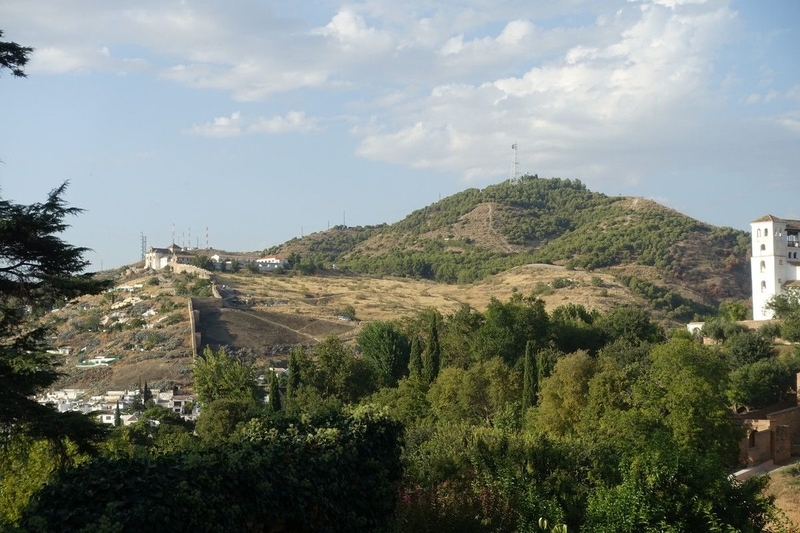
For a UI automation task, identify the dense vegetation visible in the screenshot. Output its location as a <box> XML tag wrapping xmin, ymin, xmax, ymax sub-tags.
<box><xmin>8</xmin><ymin>290</ymin><xmax>800</xmax><ymax>531</ymax></box>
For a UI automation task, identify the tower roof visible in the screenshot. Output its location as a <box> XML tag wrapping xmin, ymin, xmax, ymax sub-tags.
<box><xmin>751</xmin><ymin>215</ymin><xmax>800</xmax><ymax>229</ymax></box>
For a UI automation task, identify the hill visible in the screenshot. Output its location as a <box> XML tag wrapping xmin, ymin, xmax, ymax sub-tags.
<box><xmin>47</xmin><ymin>176</ymin><xmax>753</xmax><ymax>393</ymax></box>
<box><xmin>270</xmin><ymin>176</ymin><xmax>751</xmax><ymax>319</ymax></box>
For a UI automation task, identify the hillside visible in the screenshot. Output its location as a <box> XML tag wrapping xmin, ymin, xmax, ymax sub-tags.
<box><xmin>46</xmin><ymin>176</ymin><xmax>754</xmax><ymax>393</ymax></box>
<box><xmin>270</xmin><ymin>176</ymin><xmax>751</xmax><ymax>317</ymax></box>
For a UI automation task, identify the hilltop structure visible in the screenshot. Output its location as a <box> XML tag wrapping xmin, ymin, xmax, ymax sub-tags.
<box><xmin>751</xmin><ymin>215</ymin><xmax>800</xmax><ymax>320</ymax></box>
<box><xmin>145</xmin><ymin>243</ymin><xmax>287</xmax><ymax>272</ymax></box>
<box><xmin>144</xmin><ymin>244</ymin><xmax>194</xmax><ymax>270</ymax></box>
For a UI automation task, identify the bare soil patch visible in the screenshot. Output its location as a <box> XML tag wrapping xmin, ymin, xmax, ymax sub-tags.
<box><xmin>767</xmin><ymin>463</ymin><xmax>800</xmax><ymax>532</ymax></box>
<box><xmin>197</xmin><ymin>307</ymin><xmax>354</xmax><ymax>353</ymax></box>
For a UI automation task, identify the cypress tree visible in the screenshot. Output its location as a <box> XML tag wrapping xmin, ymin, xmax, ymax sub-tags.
<box><xmin>143</xmin><ymin>381</ymin><xmax>153</xmax><ymax>404</ymax></box>
<box><xmin>269</xmin><ymin>371</ymin><xmax>281</xmax><ymax>411</ymax></box>
<box><xmin>114</xmin><ymin>402</ymin><xmax>121</xmax><ymax>427</ymax></box>
<box><xmin>286</xmin><ymin>346</ymin><xmax>303</xmax><ymax>409</ymax></box>
<box><xmin>408</xmin><ymin>336</ymin><xmax>423</xmax><ymax>379</ymax></box>
<box><xmin>422</xmin><ymin>314</ymin><xmax>441</xmax><ymax>385</ymax></box>
<box><xmin>522</xmin><ymin>340</ymin><xmax>537</xmax><ymax>412</ymax></box>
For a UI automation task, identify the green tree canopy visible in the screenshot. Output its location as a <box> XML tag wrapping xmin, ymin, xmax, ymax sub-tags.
<box><xmin>192</xmin><ymin>346</ymin><xmax>262</xmax><ymax>404</ymax></box>
<box><xmin>356</xmin><ymin>320</ymin><xmax>410</xmax><ymax>386</ymax></box>
<box><xmin>766</xmin><ymin>287</ymin><xmax>800</xmax><ymax>342</ymax></box>
<box><xmin>597</xmin><ymin>306</ymin><xmax>663</xmax><ymax>345</ymax></box>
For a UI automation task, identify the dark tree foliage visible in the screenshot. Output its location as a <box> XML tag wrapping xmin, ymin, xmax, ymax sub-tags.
<box><xmin>727</xmin><ymin>354</ymin><xmax>800</xmax><ymax>411</ymax></box>
<box><xmin>472</xmin><ymin>295</ymin><xmax>549</xmax><ymax>366</ymax></box>
<box><xmin>268</xmin><ymin>370</ymin><xmax>281</xmax><ymax>411</ymax></box>
<box><xmin>702</xmin><ymin>316</ymin><xmax>748</xmax><ymax>342</ymax></box>
<box><xmin>0</xmin><ymin>30</ymin><xmax>33</xmax><ymax>78</ymax></box>
<box><xmin>422</xmin><ymin>312</ymin><xmax>442</xmax><ymax>384</ymax></box>
<box><xmin>550</xmin><ymin>303</ymin><xmax>604</xmax><ymax>354</ymax></box>
<box><xmin>285</xmin><ymin>345</ymin><xmax>306</xmax><ymax>411</ymax></box>
<box><xmin>21</xmin><ymin>407</ymin><xmax>404</xmax><ymax>533</ymax></box>
<box><xmin>597</xmin><ymin>306</ymin><xmax>664</xmax><ymax>346</ymax></box>
<box><xmin>724</xmin><ymin>330</ymin><xmax>776</xmax><ymax>368</ymax></box>
<box><xmin>0</xmin><ymin>183</ymin><xmax>111</xmax><ymax>454</ymax></box>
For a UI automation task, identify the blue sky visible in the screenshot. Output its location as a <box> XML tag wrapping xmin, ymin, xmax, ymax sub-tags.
<box><xmin>1</xmin><ymin>0</ymin><xmax>798</xmax><ymax>269</ymax></box>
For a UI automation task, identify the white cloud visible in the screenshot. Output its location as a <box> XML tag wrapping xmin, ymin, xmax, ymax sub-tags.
<box><xmin>356</xmin><ymin>0</ymin><xmax>748</xmax><ymax>182</ymax></box>
<box><xmin>2</xmin><ymin>0</ymin><xmax>797</xmax><ymax>193</ymax></box>
<box><xmin>188</xmin><ymin>111</ymin><xmax>322</xmax><ymax>138</ymax></box>
<box><xmin>311</xmin><ymin>6</ymin><xmax>394</xmax><ymax>59</ymax></box>
<box><xmin>248</xmin><ymin>112</ymin><xmax>322</xmax><ymax>134</ymax></box>
<box><xmin>653</xmin><ymin>0</ymin><xmax>708</xmax><ymax>8</ymax></box>
<box><xmin>188</xmin><ymin>112</ymin><xmax>243</xmax><ymax>138</ymax></box>
<box><xmin>777</xmin><ymin>111</ymin><xmax>800</xmax><ymax>133</ymax></box>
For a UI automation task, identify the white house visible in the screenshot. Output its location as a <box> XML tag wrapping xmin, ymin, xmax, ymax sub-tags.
<box><xmin>751</xmin><ymin>215</ymin><xmax>800</xmax><ymax>320</ymax></box>
<box><xmin>257</xmin><ymin>255</ymin><xmax>288</xmax><ymax>271</ymax></box>
<box><xmin>144</xmin><ymin>244</ymin><xmax>190</xmax><ymax>270</ymax></box>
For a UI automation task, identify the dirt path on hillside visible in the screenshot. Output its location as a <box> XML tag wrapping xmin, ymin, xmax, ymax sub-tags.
<box><xmin>487</xmin><ymin>203</ymin><xmax>515</xmax><ymax>253</ymax></box>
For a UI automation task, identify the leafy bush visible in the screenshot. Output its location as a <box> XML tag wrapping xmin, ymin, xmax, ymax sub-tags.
<box><xmin>20</xmin><ymin>407</ymin><xmax>403</xmax><ymax>533</ymax></box>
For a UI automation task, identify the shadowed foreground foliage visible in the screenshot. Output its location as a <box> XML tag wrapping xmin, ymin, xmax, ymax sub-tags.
<box><xmin>19</xmin><ymin>407</ymin><xmax>403</xmax><ymax>533</ymax></box>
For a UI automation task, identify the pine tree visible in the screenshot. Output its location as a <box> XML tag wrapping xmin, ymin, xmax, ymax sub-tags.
<box><xmin>0</xmin><ymin>30</ymin><xmax>33</xmax><ymax>77</ymax></box>
<box><xmin>114</xmin><ymin>403</ymin><xmax>121</xmax><ymax>427</ymax></box>
<box><xmin>0</xmin><ymin>183</ymin><xmax>111</xmax><ymax>454</ymax></box>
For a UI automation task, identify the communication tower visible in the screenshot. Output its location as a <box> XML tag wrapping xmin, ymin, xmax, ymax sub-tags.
<box><xmin>510</xmin><ymin>142</ymin><xmax>520</xmax><ymax>183</ymax></box>
<box><xmin>140</xmin><ymin>233</ymin><xmax>147</xmax><ymax>261</ymax></box>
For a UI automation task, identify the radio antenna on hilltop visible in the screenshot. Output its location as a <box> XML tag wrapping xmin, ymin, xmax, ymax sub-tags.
<box><xmin>172</xmin><ymin>223</ymin><xmax>175</xmax><ymax>246</ymax></box>
<box><xmin>140</xmin><ymin>233</ymin><xmax>147</xmax><ymax>261</ymax></box>
<box><xmin>510</xmin><ymin>142</ymin><xmax>520</xmax><ymax>183</ymax></box>
<box><xmin>206</xmin><ymin>226</ymin><xmax>209</xmax><ymax>249</ymax></box>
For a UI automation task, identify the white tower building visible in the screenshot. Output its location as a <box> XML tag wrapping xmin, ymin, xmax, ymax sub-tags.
<box><xmin>751</xmin><ymin>215</ymin><xmax>800</xmax><ymax>320</ymax></box>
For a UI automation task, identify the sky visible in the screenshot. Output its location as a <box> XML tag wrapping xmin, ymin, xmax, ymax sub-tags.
<box><xmin>1</xmin><ymin>0</ymin><xmax>798</xmax><ymax>270</ymax></box>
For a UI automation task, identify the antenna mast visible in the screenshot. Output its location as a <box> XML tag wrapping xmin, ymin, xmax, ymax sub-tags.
<box><xmin>510</xmin><ymin>142</ymin><xmax>519</xmax><ymax>183</ymax></box>
<box><xmin>140</xmin><ymin>233</ymin><xmax>147</xmax><ymax>262</ymax></box>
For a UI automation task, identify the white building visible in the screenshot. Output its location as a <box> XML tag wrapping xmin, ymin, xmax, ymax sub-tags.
<box><xmin>144</xmin><ymin>244</ymin><xmax>191</xmax><ymax>270</ymax></box>
<box><xmin>256</xmin><ymin>255</ymin><xmax>288</xmax><ymax>271</ymax></box>
<box><xmin>751</xmin><ymin>215</ymin><xmax>800</xmax><ymax>320</ymax></box>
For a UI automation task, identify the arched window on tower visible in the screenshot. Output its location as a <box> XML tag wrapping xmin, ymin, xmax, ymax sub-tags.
<box><xmin>761</xmin><ymin>281</ymin><xmax>767</xmax><ymax>292</ymax></box>
<box><xmin>761</xmin><ymin>244</ymin><xmax>766</xmax><ymax>252</ymax></box>
<box><xmin>757</xmin><ymin>229</ymin><xmax>762</xmax><ymax>237</ymax></box>
<box><xmin>760</xmin><ymin>261</ymin><xmax>766</xmax><ymax>273</ymax></box>
<box><xmin>765</xmin><ymin>228</ymin><xmax>769</xmax><ymax>237</ymax></box>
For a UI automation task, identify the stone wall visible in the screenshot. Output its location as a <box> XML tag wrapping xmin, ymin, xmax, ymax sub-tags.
<box><xmin>171</xmin><ymin>263</ymin><xmax>211</xmax><ymax>277</ymax></box>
